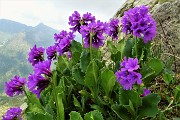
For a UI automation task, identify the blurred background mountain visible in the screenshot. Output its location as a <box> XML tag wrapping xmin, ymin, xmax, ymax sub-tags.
<box><xmin>0</xmin><ymin>19</ymin><xmax>58</xmax><ymax>93</ymax></box>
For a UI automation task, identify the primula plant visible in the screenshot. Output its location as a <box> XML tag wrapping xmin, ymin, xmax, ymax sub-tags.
<box><xmin>4</xmin><ymin>5</ymin><xmax>178</xmax><ymax>120</ymax></box>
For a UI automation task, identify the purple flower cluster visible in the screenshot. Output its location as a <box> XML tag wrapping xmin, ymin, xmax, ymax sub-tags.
<box><xmin>27</xmin><ymin>60</ymin><xmax>52</xmax><ymax>98</ymax></box>
<box><xmin>2</xmin><ymin>107</ymin><xmax>22</xmax><ymax>120</ymax></box>
<box><xmin>121</xmin><ymin>5</ymin><xmax>156</xmax><ymax>43</ymax></box>
<box><xmin>80</xmin><ymin>20</ymin><xmax>108</xmax><ymax>48</ymax></box>
<box><xmin>5</xmin><ymin>76</ymin><xmax>26</xmax><ymax>97</ymax></box>
<box><xmin>68</xmin><ymin>11</ymin><xmax>95</xmax><ymax>32</ymax></box>
<box><xmin>115</xmin><ymin>57</ymin><xmax>142</xmax><ymax>90</ymax></box>
<box><xmin>108</xmin><ymin>18</ymin><xmax>119</xmax><ymax>40</ymax></box>
<box><xmin>28</xmin><ymin>45</ymin><xmax>45</xmax><ymax>66</ymax></box>
<box><xmin>54</xmin><ymin>30</ymin><xmax>75</xmax><ymax>56</ymax></box>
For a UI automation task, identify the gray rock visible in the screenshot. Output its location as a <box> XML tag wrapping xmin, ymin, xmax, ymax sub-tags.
<box><xmin>152</xmin><ymin>0</ymin><xmax>180</xmax><ymax>72</ymax></box>
<box><xmin>111</xmin><ymin>0</ymin><xmax>180</xmax><ymax>72</ymax></box>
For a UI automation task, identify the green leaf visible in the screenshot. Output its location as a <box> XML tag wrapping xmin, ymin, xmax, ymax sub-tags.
<box><xmin>111</xmin><ymin>104</ymin><xmax>131</xmax><ymax>120</ymax></box>
<box><xmin>141</xmin><ymin>58</ymin><xmax>164</xmax><ymax>85</ymax></box>
<box><xmin>27</xmin><ymin>93</ymin><xmax>43</xmax><ymax>110</ymax></box>
<box><xmin>123</xmin><ymin>100</ymin><xmax>135</xmax><ymax>116</ymax></box>
<box><xmin>141</xmin><ymin>67</ymin><xmax>155</xmax><ymax>80</ymax></box>
<box><xmin>80</xmin><ymin>49</ymin><xmax>90</xmax><ymax>73</ymax></box>
<box><xmin>116</xmin><ymin>39</ymin><xmax>125</xmax><ymax>54</ymax></box>
<box><xmin>162</xmin><ymin>73</ymin><xmax>173</xmax><ymax>85</ymax></box>
<box><xmin>57</xmin><ymin>55</ymin><xmax>69</xmax><ymax>73</ymax></box>
<box><xmin>122</xmin><ymin>38</ymin><xmax>134</xmax><ymax>58</ymax></box>
<box><xmin>111</xmin><ymin>51</ymin><xmax>121</xmax><ymax>62</ymax></box>
<box><xmin>85</xmin><ymin>61</ymin><xmax>99</xmax><ymax>89</ymax></box>
<box><xmin>138</xmin><ymin>93</ymin><xmax>161</xmax><ymax>118</ymax></box>
<box><xmin>70</xmin><ymin>40</ymin><xmax>82</xmax><ymax>53</ymax></box>
<box><xmin>95</xmin><ymin>59</ymin><xmax>105</xmax><ymax>70</ymax></box>
<box><xmin>91</xmin><ymin>104</ymin><xmax>105</xmax><ymax>114</ymax></box>
<box><xmin>107</xmin><ymin>40</ymin><xmax>117</xmax><ymax>54</ymax></box>
<box><xmin>70</xmin><ymin>41</ymin><xmax>82</xmax><ymax>65</ymax></box>
<box><xmin>41</xmin><ymin>90</ymin><xmax>52</xmax><ymax>106</ymax></box>
<box><xmin>72</xmin><ymin>63</ymin><xmax>85</xmax><ymax>85</ymax></box>
<box><xmin>70</xmin><ymin>111</ymin><xmax>83</xmax><ymax>120</ymax></box>
<box><xmin>26</xmin><ymin>112</ymin><xmax>53</xmax><ymax>120</ymax></box>
<box><xmin>45</xmin><ymin>104</ymin><xmax>56</xmax><ymax>120</ymax></box>
<box><xmin>25</xmin><ymin>103</ymin><xmax>44</xmax><ymax>113</ymax></box>
<box><xmin>73</xmin><ymin>95</ymin><xmax>81</xmax><ymax>109</ymax></box>
<box><xmin>147</xmin><ymin>58</ymin><xmax>164</xmax><ymax>76</ymax></box>
<box><xmin>133</xmin><ymin>38</ymin><xmax>147</xmax><ymax>60</ymax></box>
<box><xmin>119</xmin><ymin>90</ymin><xmax>141</xmax><ymax>108</ymax></box>
<box><xmin>174</xmin><ymin>85</ymin><xmax>180</xmax><ymax>102</ymax></box>
<box><xmin>142</xmin><ymin>41</ymin><xmax>151</xmax><ymax>61</ymax></box>
<box><xmin>158</xmin><ymin>111</ymin><xmax>168</xmax><ymax>120</ymax></box>
<box><xmin>71</xmin><ymin>52</ymin><xmax>81</xmax><ymax>65</ymax></box>
<box><xmin>92</xmin><ymin>48</ymin><xmax>101</xmax><ymax>59</ymax></box>
<box><xmin>57</xmin><ymin>92</ymin><xmax>65</xmax><ymax>120</ymax></box>
<box><xmin>79</xmin><ymin>90</ymin><xmax>91</xmax><ymax>98</ymax></box>
<box><xmin>100</xmin><ymin>69</ymin><xmax>116</xmax><ymax>97</ymax></box>
<box><xmin>84</xmin><ymin>110</ymin><xmax>103</xmax><ymax>120</ymax></box>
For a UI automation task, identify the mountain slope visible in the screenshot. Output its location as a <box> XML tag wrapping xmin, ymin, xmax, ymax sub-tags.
<box><xmin>0</xmin><ymin>19</ymin><xmax>59</xmax><ymax>93</ymax></box>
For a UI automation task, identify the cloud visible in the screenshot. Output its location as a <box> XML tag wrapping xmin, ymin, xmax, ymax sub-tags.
<box><xmin>0</xmin><ymin>0</ymin><xmax>126</xmax><ymax>30</ymax></box>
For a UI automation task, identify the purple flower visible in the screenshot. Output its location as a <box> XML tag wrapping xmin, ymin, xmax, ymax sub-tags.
<box><xmin>80</xmin><ymin>20</ymin><xmax>108</xmax><ymax>48</ymax></box>
<box><xmin>46</xmin><ymin>45</ymin><xmax>57</xmax><ymax>60</ymax></box>
<box><xmin>121</xmin><ymin>5</ymin><xmax>156</xmax><ymax>43</ymax></box>
<box><xmin>120</xmin><ymin>57</ymin><xmax>139</xmax><ymax>72</ymax></box>
<box><xmin>116</xmin><ymin>71</ymin><xmax>135</xmax><ymax>90</ymax></box>
<box><xmin>127</xmin><ymin>71</ymin><xmax>142</xmax><ymax>84</ymax></box>
<box><xmin>2</xmin><ymin>107</ymin><xmax>22</xmax><ymax>120</ymax></box>
<box><xmin>5</xmin><ymin>76</ymin><xmax>26</xmax><ymax>97</ymax></box>
<box><xmin>142</xmin><ymin>88</ymin><xmax>151</xmax><ymax>96</ymax></box>
<box><xmin>121</xmin><ymin>17</ymin><xmax>132</xmax><ymax>34</ymax></box>
<box><xmin>54</xmin><ymin>30</ymin><xmax>75</xmax><ymax>55</ymax></box>
<box><xmin>28</xmin><ymin>45</ymin><xmax>44</xmax><ymax>66</ymax></box>
<box><xmin>125</xmin><ymin>58</ymin><xmax>139</xmax><ymax>72</ymax></box>
<box><xmin>115</xmin><ymin>71</ymin><xmax>128</xmax><ymax>82</ymax></box>
<box><xmin>54</xmin><ymin>31</ymin><xmax>66</xmax><ymax>43</ymax></box>
<box><xmin>119</xmin><ymin>78</ymin><xmax>135</xmax><ymax>90</ymax></box>
<box><xmin>115</xmin><ymin>57</ymin><xmax>142</xmax><ymax>90</ymax></box>
<box><xmin>108</xmin><ymin>18</ymin><xmax>119</xmax><ymax>40</ymax></box>
<box><xmin>57</xmin><ymin>37</ymin><xmax>71</xmax><ymax>54</ymax></box>
<box><xmin>143</xmin><ymin>27</ymin><xmax>156</xmax><ymax>43</ymax></box>
<box><xmin>34</xmin><ymin>60</ymin><xmax>52</xmax><ymax>77</ymax></box>
<box><xmin>68</xmin><ymin>11</ymin><xmax>95</xmax><ymax>32</ymax></box>
<box><xmin>28</xmin><ymin>74</ymin><xmax>50</xmax><ymax>98</ymax></box>
<box><xmin>133</xmin><ymin>28</ymin><xmax>144</xmax><ymax>38</ymax></box>
<box><xmin>54</xmin><ymin>30</ymin><xmax>68</xmax><ymax>42</ymax></box>
<box><xmin>30</xmin><ymin>60</ymin><xmax>52</xmax><ymax>97</ymax></box>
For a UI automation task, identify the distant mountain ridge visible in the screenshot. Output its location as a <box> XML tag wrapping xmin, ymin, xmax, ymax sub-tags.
<box><xmin>0</xmin><ymin>19</ymin><xmax>30</xmax><ymax>33</ymax></box>
<box><xmin>0</xmin><ymin>19</ymin><xmax>57</xmax><ymax>33</ymax></box>
<box><xmin>0</xmin><ymin>19</ymin><xmax>58</xmax><ymax>47</ymax></box>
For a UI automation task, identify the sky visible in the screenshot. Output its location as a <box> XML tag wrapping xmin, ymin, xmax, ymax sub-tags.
<box><xmin>0</xmin><ymin>0</ymin><xmax>126</xmax><ymax>31</ymax></box>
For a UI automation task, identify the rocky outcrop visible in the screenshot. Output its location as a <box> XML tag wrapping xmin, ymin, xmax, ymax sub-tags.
<box><xmin>112</xmin><ymin>0</ymin><xmax>180</xmax><ymax>73</ymax></box>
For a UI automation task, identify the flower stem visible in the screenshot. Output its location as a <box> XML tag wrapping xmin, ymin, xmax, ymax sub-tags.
<box><xmin>22</xmin><ymin>87</ymin><xmax>30</xmax><ymax>102</ymax></box>
<box><xmin>51</xmin><ymin>74</ymin><xmax>61</xmax><ymax>120</ymax></box>
<box><xmin>90</xmin><ymin>33</ymin><xmax>93</xmax><ymax>61</ymax></box>
<box><xmin>82</xmin><ymin>36</ymin><xmax>84</xmax><ymax>47</ymax></box>
<box><xmin>135</xmin><ymin>37</ymin><xmax>138</xmax><ymax>58</ymax></box>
